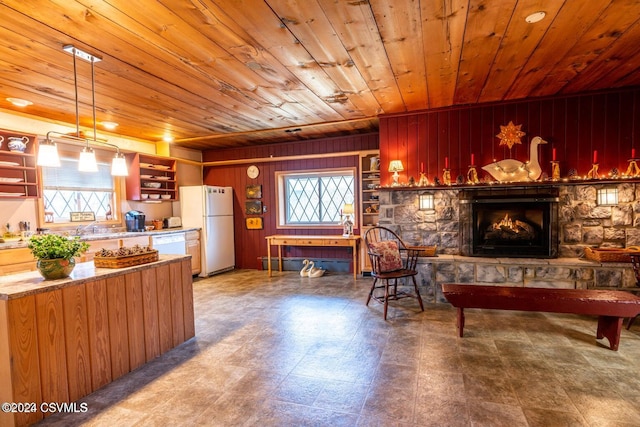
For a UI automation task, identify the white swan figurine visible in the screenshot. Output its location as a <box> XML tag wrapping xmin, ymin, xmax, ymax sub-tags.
<box><xmin>300</xmin><ymin>259</ymin><xmax>311</xmax><ymax>277</ymax></box>
<box><xmin>307</xmin><ymin>261</ymin><xmax>325</xmax><ymax>278</ymax></box>
<box><xmin>481</xmin><ymin>136</ymin><xmax>548</xmax><ymax>182</ymax></box>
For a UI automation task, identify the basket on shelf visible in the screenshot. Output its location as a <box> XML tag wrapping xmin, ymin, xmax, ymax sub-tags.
<box><xmin>94</xmin><ymin>250</ymin><xmax>159</xmax><ymax>268</ymax></box>
<box><xmin>584</xmin><ymin>246</ymin><xmax>640</xmax><ymax>263</ymax></box>
<box><xmin>407</xmin><ymin>245</ymin><xmax>437</xmax><ymax>257</ymax></box>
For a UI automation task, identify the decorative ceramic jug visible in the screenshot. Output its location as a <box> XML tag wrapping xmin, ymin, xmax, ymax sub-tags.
<box><xmin>369</xmin><ymin>156</ymin><xmax>380</xmax><ymax>171</ymax></box>
<box><xmin>7</xmin><ymin>136</ymin><xmax>28</xmax><ymax>152</ymax></box>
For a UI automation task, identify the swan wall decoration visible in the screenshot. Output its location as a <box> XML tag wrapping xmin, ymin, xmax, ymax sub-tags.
<box><xmin>481</xmin><ymin>136</ymin><xmax>548</xmax><ymax>182</ymax></box>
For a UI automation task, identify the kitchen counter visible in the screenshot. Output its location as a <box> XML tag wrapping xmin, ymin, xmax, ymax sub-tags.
<box><xmin>0</xmin><ymin>227</ymin><xmax>199</xmax><ymax>250</ymax></box>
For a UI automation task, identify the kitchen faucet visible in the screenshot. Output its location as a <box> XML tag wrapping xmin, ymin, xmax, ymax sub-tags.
<box><xmin>75</xmin><ymin>221</ymin><xmax>99</xmax><ymax>236</ymax></box>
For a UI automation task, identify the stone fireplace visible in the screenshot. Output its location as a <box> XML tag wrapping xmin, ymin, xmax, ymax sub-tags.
<box><xmin>459</xmin><ymin>189</ymin><xmax>559</xmax><ymax>258</ymax></box>
<box><xmin>374</xmin><ymin>182</ymin><xmax>640</xmax><ymax>301</ymax></box>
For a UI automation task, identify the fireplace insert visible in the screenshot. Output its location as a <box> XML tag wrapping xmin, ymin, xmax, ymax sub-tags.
<box><xmin>460</xmin><ymin>191</ymin><xmax>559</xmax><ymax>258</ymax></box>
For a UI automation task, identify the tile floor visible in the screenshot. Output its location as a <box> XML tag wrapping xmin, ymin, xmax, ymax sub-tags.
<box><xmin>37</xmin><ymin>270</ymin><xmax>640</xmax><ymax>426</ymax></box>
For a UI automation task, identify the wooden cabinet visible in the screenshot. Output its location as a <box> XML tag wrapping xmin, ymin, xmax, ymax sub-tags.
<box><xmin>125</xmin><ymin>153</ymin><xmax>177</xmax><ymax>202</ymax></box>
<box><xmin>185</xmin><ymin>230</ymin><xmax>201</xmax><ymax>275</ymax></box>
<box><xmin>0</xmin><ymin>130</ymin><xmax>39</xmax><ymax>199</ymax></box>
<box><xmin>360</xmin><ymin>151</ymin><xmax>379</xmax><ymax>273</ymax></box>
<box><xmin>0</xmin><ymin>247</ymin><xmax>36</xmax><ymax>275</ymax></box>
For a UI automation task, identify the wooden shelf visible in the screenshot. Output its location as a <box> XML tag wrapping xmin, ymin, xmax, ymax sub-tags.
<box><xmin>0</xmin><ymin>129</ymin><xmax>39</xmax><ymax>198</ymax></box>
<box><xmin>125</xmin><ymin>153</ymin><xmax>177</xmax><ymax>201</ymax></box>
<box><xmin>359</xmin><ymin>151</ymin><xmax>380</xmax><ymax>274</ymax></box>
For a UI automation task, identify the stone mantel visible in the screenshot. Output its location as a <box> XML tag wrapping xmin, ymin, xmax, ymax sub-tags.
<box><xmin>376</xmin><ymin>178</ymin><xmax>640</xmax><ymax>192</ymax></box>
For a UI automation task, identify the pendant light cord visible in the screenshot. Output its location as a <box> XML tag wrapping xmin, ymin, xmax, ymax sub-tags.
<box><xmin>72</xmin><ymin>48</ymin><xmax>80</xmax><ymax>138</ymax></box>
<box><xmin>91</xmin><ymin>59</ymin><xmax>97</xmax><ymax>142</ymax></box>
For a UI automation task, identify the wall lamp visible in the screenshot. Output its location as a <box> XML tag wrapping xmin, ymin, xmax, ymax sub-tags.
<box><xmin>37</xmin><ymin>131</ymin><xmax>129</xmax><ymax>176</ymax></box>
<box><xmin>596</xmin><ymin>188</ymin><xmax>618</xmax><ymax>206</ymax></box>
<box><xmin>419</xmin><ymin>193</ymin><xmax>435</xmax><ymax>211</ymax></box>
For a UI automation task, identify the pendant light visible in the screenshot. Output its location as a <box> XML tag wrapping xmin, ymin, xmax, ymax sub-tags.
<box><xmin>111</xmin><ymin>152</ymin><xmax>128</xmax><ymax>176</ymax></box>
<box><xmin>36</xmin><ymin>137</ymin><xmax>61</xmax><ymax>167</ymax></box>
<box><xmin>39</xmin><ymin>45</ymin><xmax>128</xmax><ymax>176</ymax></box>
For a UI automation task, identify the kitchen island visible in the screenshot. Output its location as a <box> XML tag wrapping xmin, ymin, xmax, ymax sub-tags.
<box><xmin>0</xmin><ymin>255</ymin><xmax>194</xmax><ymax>427</ymax></box>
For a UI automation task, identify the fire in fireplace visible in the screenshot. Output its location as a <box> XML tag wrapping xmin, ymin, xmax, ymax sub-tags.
<box><xmin>460</xmin><ymin>190</ymin><xmax>559</xmax><ymax>258</ymax></box>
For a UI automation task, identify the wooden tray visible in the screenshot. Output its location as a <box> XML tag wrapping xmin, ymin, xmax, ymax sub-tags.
<box><xmin>94</xmin><ymin>250</ymin><xmax>159</xmax><ymax>268</ymax></box>
<box><xmin>584</xmin><ymin>247</ymin><xmax>640</xmax><ymax>263</ymax></box>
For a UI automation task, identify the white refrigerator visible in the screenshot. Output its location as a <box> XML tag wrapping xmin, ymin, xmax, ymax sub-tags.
<box><xmin>180</xmin><ymin>185</ymin><xmax>235</xmax><ymax>276</ymax></box>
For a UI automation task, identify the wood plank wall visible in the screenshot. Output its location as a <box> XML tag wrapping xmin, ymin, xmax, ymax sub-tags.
<box><xmin>202</xmin><ymin>134</ymin><xmax>379</xmax><ymax>270</ymax></box>
<box><xmin>379</xmin><ymin>87</ymin><xmax>640</xmax><ymax>186</ymax></box>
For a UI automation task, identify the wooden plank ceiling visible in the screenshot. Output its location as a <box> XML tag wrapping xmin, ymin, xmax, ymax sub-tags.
<box><xmin>1</xmin><ymin>0</ymin><xmax>639</xmax><ymax>151</ymax></box>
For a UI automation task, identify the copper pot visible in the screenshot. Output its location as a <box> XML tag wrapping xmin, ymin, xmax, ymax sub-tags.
<box><xmin>152</xmin><ymin>219</ymin><xmax>163</xmax><ymax>230</ymax></box>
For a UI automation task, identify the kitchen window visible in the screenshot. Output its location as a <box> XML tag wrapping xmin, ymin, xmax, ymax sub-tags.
<box><xmin>276</xmin><ymin>168</ymin><xmax>355</xmax><ymax>228</ymax></box>
<box><xmin>40</xmin><ymin>145</ymin><xmax>120</xmax><ymax>224</ymax></box>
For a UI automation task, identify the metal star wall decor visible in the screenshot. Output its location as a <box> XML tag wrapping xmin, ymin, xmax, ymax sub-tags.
<box><xmin>496</xmin><ymin>121</ymin><xmax>526</xmax><ymax>150</ymax></box>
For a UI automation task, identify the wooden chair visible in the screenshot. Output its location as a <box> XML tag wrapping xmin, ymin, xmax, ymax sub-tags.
<box><xmin>627</xmin><ymin>254</ymin><xmax>640</xmax><ymax>329</ymax></box>
<box><xmin>363</xmin><ymin>226</ymin><xmax>424</xmax><ymax>320</ymax></box>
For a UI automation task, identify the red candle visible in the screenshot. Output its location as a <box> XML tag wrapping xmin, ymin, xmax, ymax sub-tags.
<box><xmin>552</xmin><ymin>148</ymin><xmax>556</xmax><ymax>161</ymax></box>
<box><xmin>633</xmin><ymin>148</ymin><xmax>636</xmax><ymax>158</ymax></box>
<box><xmin>471</xmin><ymin>154</ymin><xmax>475</xmax><ymax>165</ymax></box>
<box><xmin>421</xmin><ymin>162</ymin><xmax>424</xmax><ymax>173</ymax></box>
<box><xmin>593</xmin><ymin>150</ymin><xmax>598</xmax><ymax>163</ymax></box>
<box><xmin>445</xmin><ymin>157</ymin><xmax>449</xmax><ymax>168</ymax></box>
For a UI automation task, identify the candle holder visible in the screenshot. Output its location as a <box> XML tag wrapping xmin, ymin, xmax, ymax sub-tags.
<box><xmin>624</xmin><ymin>158</ymin><xmax>640</xmax><ymax>177</ymax></box>
<box><xmin>585</xmin><ymin>163</ymin><xmax>599</xmax><ymax>180</ymax></box>
<box><xmin>466</xmin><ymin>165</ymin><xmax>479</xmax><ymax>184</ymax></box>
<box><xmin>442</xmin><ymin>168</ymin><xmax>451</xmax><ymax>186</ymax></box>
<box><xmin>551</xmin><ymin>161</ymin><xmax>560</xmax><ymax>181</ymax></box>
<box><xmin>418</xmin><ymin>172</ymin><xmax>429</xmax><ymax>186</ymax></box>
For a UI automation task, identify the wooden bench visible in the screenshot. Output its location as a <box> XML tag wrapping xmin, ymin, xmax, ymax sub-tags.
<box><xmin>441</xmin><ymin>284</ymin><xmax>640</xmax><ymax>351</ymax></box>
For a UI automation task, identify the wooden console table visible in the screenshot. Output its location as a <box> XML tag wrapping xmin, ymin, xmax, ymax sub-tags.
<box><xmin>266</xmin><ymin>235</ymin><xmax>360</xmax><ymax>279</ymax></box>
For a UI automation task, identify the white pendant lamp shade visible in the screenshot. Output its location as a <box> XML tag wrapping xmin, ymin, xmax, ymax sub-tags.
<box><xmin>37</xmin><ymin>141</ymin><xmax>61</xmax><ymax>167</ymax></box>
<box><xmin>78</xmin><ymin>146</ymin><xmax>98</xmax><ymax>172</ymax></box>
<box><xmin>111</xmin><ymin>153</ymin><xmax>128</xmax><ymax>176</ymax></box>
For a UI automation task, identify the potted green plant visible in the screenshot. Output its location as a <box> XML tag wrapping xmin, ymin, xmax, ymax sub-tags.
<box><xmin>27</xmin><ymin>234</ymin><xmax>89</xmax><ymax>280</ymax></box>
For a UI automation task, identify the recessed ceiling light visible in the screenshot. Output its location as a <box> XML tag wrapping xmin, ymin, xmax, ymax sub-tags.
<box><xmin>6</xmin><ymin>97</ymin><xmax>33</xmax><ymax>107</ymax></box>
<box><xmin>163</xmin><ymin>135</ymin><xmax>174</xmax><ymax>143</ymax></box>
<box><xmin>525</xmin><ymin>11</ymin><xmax>546</xmax><ymax>24</ymax></box>
<box><xmin>102</xmin><ymin>121</ymin><xmax>119</xmax><ymax>130</ymax></box>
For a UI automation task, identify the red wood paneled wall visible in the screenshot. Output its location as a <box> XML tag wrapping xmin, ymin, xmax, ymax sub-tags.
<box><xmin>379</xmin><ymin>87</ymin><xmax>640</xmax><ymax>186</ymax></box>
<box><xmin>203</xmin><ymin>134</ymin><xmax>378</xmax><ymax>269</ymax></box>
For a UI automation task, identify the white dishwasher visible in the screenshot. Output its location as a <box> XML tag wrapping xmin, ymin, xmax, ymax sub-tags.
<box><xmin>151</xmin><ymin>233</ymin><xmax>186</xmax><ymax>255</ymax></box>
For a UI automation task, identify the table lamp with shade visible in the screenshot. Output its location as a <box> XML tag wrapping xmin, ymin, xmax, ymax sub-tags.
<box><xmin>342</xmin><ymin>203</ymin><xmax>354</xmax><ymax>237</ymax></box>
<box><xmin>388</xmin><ymin>160</ymin><xmax>404</xmax><ymax>186</ymax></box>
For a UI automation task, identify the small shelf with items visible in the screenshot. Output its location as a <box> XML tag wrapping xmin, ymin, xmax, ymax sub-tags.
<box><xmin>359</xmin><ymin>151</ymin><xmax>380</xmax><ymax>274</ymax></box>
<box><xmin>360</xmin><ymin>152</ymin><xmax>380</xmax><ymax>227</ymax></box>
<box><xmin>125</xmin><ymin>153</ymin><xmax>177</xmax><ymax>202</ymax></box>
<box><xmin>0</xmin><ymin>129</ymin><xmax>39</xmax><ymax>198</ymax></box>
